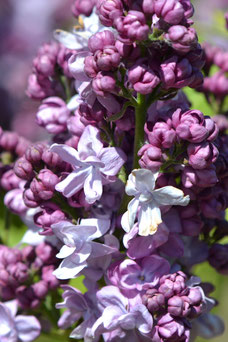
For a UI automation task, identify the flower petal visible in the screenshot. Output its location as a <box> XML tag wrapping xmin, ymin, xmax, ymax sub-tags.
<box><xmin>50</xmin><ymin>144</ymin><xmax>82</xmax><ymax>167</ymax></box>
<box><xmin>56</xmin><ymin>168</ymin><xmax>89</xmax><ymax>198</ymax></box>
<box><xmin>138</xmin><ymin>203</ymin><xmax>162</xmax><ymax>236</ymax></box>
<box><xmin>56</xmin><ymin>245</ymin><xmax>76</xmax><ymax>259</ymax></box>
<box><xmin>84</xmin><ymin>168</ymin><xmax>103</xmax><ymax>204</ymax></box>
<box><xmin>153</xmin><ymin>186</ymin><xmax>190</xmax><ymax>206</ymax></box>
<box><xmin>78</xmin><ymin>125</ymin><xmax>103</xmax><ymax>158</ymax></box>
<box><xmin>15</xmin><ymin>315</ymin><xmax>41</xmax><ymax>342</ymax></box>
<box><xmin>68</xmin><ymin>52</ymin><xmax>91</xmax><ymax>81</ymax></box>
<box><xmin>121</xmin><ymin>198</ymin><xmax>139</xmax><ymax>232</ymax></box>
<box><xmin>53</xmin><ymin>258</ymin><xmax>87</xmax><ymax>280</ymax></box>
<box><xmin>99</xmin><ymin>147</ymin><xmax>126</xmax><ymax>176</ymax></box>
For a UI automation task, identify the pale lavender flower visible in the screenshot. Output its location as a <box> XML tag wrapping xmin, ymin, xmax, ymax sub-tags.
<box><xmin>121</xmin><ymin>169</ymin><xmax>189</xmax><ymax>236</ymax></box>
<box><xmin>92</xmin><ymin>286</ymin><xmax>153</xmax><ymax>339</ymax></box>
<box><xmin>50</xmin><ymin>125</ymin><xmax>126</xmax><ymax>204</ymax></box>
<box><xmin>0</xmin><ymin>300</ymin><xmax>41</xmax><ymax>342</ymax></box>
<box><xmin>57</xmin><ymin>285</ymin><xmax>100</xmax><ymax>342</ymax></box>
<box><xmin>51</xmin><ymin>218</ymin><xmax>116</xmax><ymax>279</ymax></box>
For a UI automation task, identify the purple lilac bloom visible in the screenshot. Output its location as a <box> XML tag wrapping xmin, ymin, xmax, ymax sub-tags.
<box><xmin>51</xmin><ymin>218</ymin><xmax>116</xmax><ymax>279</ymax></box>
<box><xmin>50</xmin><ymin>125</ymin><xmax>126</xmax><ymax>204</ymax></box>
<box><xmin>0</xmin><ymin>300</ymin><xmax>41</xmax><ymax>342</ymax></box>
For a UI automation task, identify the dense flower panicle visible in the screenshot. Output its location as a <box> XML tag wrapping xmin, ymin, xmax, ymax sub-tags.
<box><xmin>1</xmin><ymin>2</ymin><xmax>228</xmax><ymax>342</ymax></box>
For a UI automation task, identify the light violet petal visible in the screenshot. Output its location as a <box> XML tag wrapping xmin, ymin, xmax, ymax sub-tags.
<box><xmin>84</xmin><ymin>169</ymin><xmax>103</xmax><ymax>204</ymax></box>
<box><xmin>56</xmin><ymin>168</ymin><xmax>89</xmax><ymax>198</ymax></box>
<box><xmin>80</xmin><ymin>218</ymin><xmax>110</xmax><ymax>240</ymax></box>
<box><xmin>90</xmin><ymin>242</ymin><xmax>116</xmax><ymax>258</ymax></box>
<box><xmin>53</xmin><ymin>259</ymin><xmax>87</xmax><ymax>280</ymax></box>
<box><xmin>99</xmin><ymin>147</ymin><xmax>126</xmax><ymax>176</ymax></box>
<box><xmin>15</xmin><ymin>315</ymin><xmax>41</xmax><ymax>342</ymax></box>
<box><xmin>153</xmin><ymin>186</ymin><xmax>190</xmax><ymax>206</ymax></box>
<box><xmin>138</xmin><ymin>203</ymin><xmax>162</xmax><ymax>236</ymax></box>
<box><xmin>68</xmin><ymin>52</ymin><xmax>91</xmax><ymax>81</ymax></box>
<box><xmin>56</xmin><ymin>245</ymin><xmax>76</xmax><ymax>259</ymax></box>
<box><xmin>121</xmin><ymin>198</ymin><xmax>139</xmax><ymax>233</ymax></box>
<box><xmin>125</xmin><ymin>173</ymin><xmax>139</xmax><ymax>197</ymax></box>
<box><xmin>4</xmin><ymin>300</ymin><xmax>18</xmax><ymax>318</ymax></box>
<box><xmin>78</xmin><ymin>125</ymin><xmax>103</xmax><ymax>158</ymax></box>
<box><xmin>67</xmin><ymin>94</ymin><xmax>83</xmax><ymax>111</ymax></box>
<box><xmin>50</xmin><ymin>144</ymin><xmax>82</xmax><ymax>167</ymax></box>
<box><xmin>97</xmin><ymin>286</ymin><xmax>128</xmax><ymax>310</ymax></box>
<box><xmin>97</xmin><ymin>94</ymin><xmax>121</xmax><ymax>113</ymax></box>
<box><xmin>133</xmin><ymin>169</ymin><xmax>156</xmax><ymax>193</ymax></box>
<box><xmin>102</xmin><ymin>306</ymin><xmax>124</xmax><ymax>330</ymax></box>
<box><xmin>131</xmin><ymin>305</ymin><xmax>153</xmax><ymax>334</ymax></box>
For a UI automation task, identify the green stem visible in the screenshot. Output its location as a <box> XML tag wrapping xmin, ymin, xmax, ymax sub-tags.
<box><xmin>133</xmin><ymin>94</ymin><xmax>147</xmax><ymax>169</ymax></box>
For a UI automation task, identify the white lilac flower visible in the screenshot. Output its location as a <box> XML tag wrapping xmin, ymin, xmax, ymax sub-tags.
<box><xmin>51</xmin><ymin>218</ymin><xmax>116</xmax><ymax>280</ymax></box>
<box><xmin>50</xmin><ymin>125</ymin><xmax>126</xmax><ymax>204</ymax></box>
<box><xmin>121</xmin><ymin>169</ymin><xmax>190</xmax><ymax>236</ymax></box>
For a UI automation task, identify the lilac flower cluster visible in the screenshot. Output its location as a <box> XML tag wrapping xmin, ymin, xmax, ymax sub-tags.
<box><xmin>0</xmin><ymin>1</ymin><xmax>227</xmax><ymax>342</ymax></box>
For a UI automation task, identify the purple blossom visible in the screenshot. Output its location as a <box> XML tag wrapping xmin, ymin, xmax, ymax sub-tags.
<box><xmin>97</xmin><ymin>0</ymin><xmax>123</xmax><ymax>27</ymax></box>
<box><xmin>50</xmin><ymin>125</ymin><xmax>126</xmax><ymax>204</ymax></box>
<box><xmin>92</xmin><ymin>286</ymin><xmax>153</xmax><ymax>339</ymax></box>
<box><xmin>51</xmin><ymin>218</ymin><xmax>116</xmax><ymax>279</ymax></box>
<box><xmin>108</xmin><ymin>255</ymin><xmax>170</xmax><ymax>297</ymax></box>
<box><xmin>165</xmin><ymin>25</ymin><xmax>198</xmax><ymax>54</ymax></box>
<box><xmin>187</xmin><ymin>142</ymin><xmax>219</xmax><ymax>170</ymax></box>
<box><xmin>36</xmin><ymin>97</ymin><xmax>71</xmax><ymax>134</ymax></box>
<box><xmin>0</xmin><ymin>300</ymin><xmax>41</xmax><ymax>342</ymax></box>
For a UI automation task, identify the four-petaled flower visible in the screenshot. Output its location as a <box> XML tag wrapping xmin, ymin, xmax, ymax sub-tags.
<box><xmin>51</xmin><ymin>218</ymin><xmax>116</xmax><ymax>279</ymax></box>
<box><xmin>50</xmin><ymin>125</ymin><xmax>126</xmax><ymax>204</ymax></box>
<box><xmin>121</xmin><ymin>169</ymin><xmax>190</xmax><ymax>236</ymax></box>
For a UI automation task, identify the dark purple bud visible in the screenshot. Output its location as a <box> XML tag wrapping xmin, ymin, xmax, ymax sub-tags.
<box><xmin>129</xmin><ymin>62</ymin><xmax>160</xmax><ymax>94</ymax></box>
<box><xmin>205</xmin><ymin>116</ymin><xmax>219</xmax><ymax>142</ymax></box>
<box><xmin>182</xmin><ymin>166</ymin><xmax>218</xmax><ymax>188</ymax></box>
<box><xmin>67</xmin><ymin>111</ymin><xmax>86</xmax><ymax>137</ymax></box>
<box><xmin>154</xmin><ymin>0</ymin><xmax>193</xmax><ymax>25</ymax></box>
<box><xmin>160</xmin><ymin>56</ymin><xmax>203</xmax><ymax>90</ymax></box>
<box><xmin>172</xmin><ymin>108</ymin><xmax>208</xmax><ymax>143</ymax></box>
<box><xmin>35</xmin><ymin>243</ymin><xmax>57</xmax><ymax>265</ymax></box>
<box><xmin>0</xmin><ymin>132</ymin><xmax>19</xmax><ymax>152</ymax></box>
<box><xmin>1</xmin><ymin>170</ymin><xmax>21</xmax><ymax>191</ymax></box>
<box><xmin>0</xmin><ymin>247</ymin><xmax>21</xmax><ymax>265</ymax></box>
<box><xmin>25</xmin><ymin>143</ymin><xmax>46</xmax><ymax>165</ymax></box>
<box><xmin>204</xmin><ymin>71</ymin><xmax>228</xmax><ymax>99</ymax></box>
<box><xmin>92</xmin><ymin>72</ymin><xmax>117</xmax><ymax>96</ymax></box>
<box><xmin>84</xmin><ymin>56</ymin><xmax>99</xmax><ymax>78</ymax></box>
<box><xmin>165</xmin><ymin>25</ymin><xmax>198</xmax><ymax>54</ymax></box>
<box><xmin>115</xmin><ymin>10</ymin><xmax>149</xmax><ymax>43</ymax></box>
<box><xmin>179</xmin><ymin>204</ymin><xmax>203</xmax><ymax>236</ymax></box>
<box><xmin>167</xmin><ymin>296</ymin><xmax>186</xmax><ymax>316</ymax></box>
<box><xmin>146</xmin><ymin>121</ymin><xmax>176</xmax><ymax>148</ymax></box>
<box><xmin>16</xmin><ymin>285</ymin><xmax>40</xmax><ymax>309</ymax></box>
<box><xmin>37</xmin><ymin>97</ymin><xmax>70</xmax><ymax>134</ymax></box>
<box><xmin>14</xmin><ymin>157</ymin><xmax>34</xmax><ymax>180</ymax></box>
<box><xmin>42</xmin><ymin>148</ymin><xmax>67</xmax><ymax>169</ymax></box>
<box><xmin>97</xmin><ymin>0</ymin><xmax>123</xmax><ymax>26</ymax></box>
<box><xmin>72</xmin><ymin>0</ymin><xmax>96</xmax><ymax>17</ymax></box>
<box><xmin>138</xmin><ymin>144</ymin><xmax>163</xmax><ymax>172</ymax></box>
<box><xmin>187</xmin><ymin>142</ymin><xmax>219</xmax><ymax>170</ymax></box>
<box><xmin>23</xmin><ymin>188</ymin><xmax>40</xmax><ymax>208</ymax></box>
<box><xmin>199</xmin><ymin>186</ymin><xmax>227</xmax><ymax>219</ymax></box>
<box><xmin>7</xmin><ymin>262</ymin><xmax>28</xmax><ymax>283</ymax></box>
<box><xmin>88</xmin><ymin>31</ymin><xmax>115</xmax><ymax>53</ymax></box>
<box><xmin>79</xmin><ymin>101</ymin><xmax>106</xmax><ymax>123</ymax></box>
<box><xmin>32</xmin><ymin>281</ymin><xmax>48</xmax><ymax>299</ymax></box>
<box><xmin>67</xmin><ymin>189</ymin><xmax>89</xmax><ymax>208</ymax></box>
<box><xmin>95</xmin><ymin>46</ymin><xmax>121</xmax><ymax>72</ymax></box>
<box><xmin>143</xmin><ymin>288</ymin><xmax>165</xmax><ymax>313</ymax></box>
<box><xmin>33</xmin><ymin>54</ymin><xmax>56</xmax><ymax>78</ymax></box>
<box><xmin>30</xmin><ymin>169</ymin><xmax>59</xmax><ymax>201</ymax></box>
<box><xmin>34</xmin><ymin>203</ymin><xmax>66</xmax><ymax>235</ymax></box>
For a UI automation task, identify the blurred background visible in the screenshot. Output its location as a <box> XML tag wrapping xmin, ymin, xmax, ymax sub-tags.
<box><xmin>0</xmin><ymin>1</ymin><xmax>228</xmax><ymax>341</ymax></box>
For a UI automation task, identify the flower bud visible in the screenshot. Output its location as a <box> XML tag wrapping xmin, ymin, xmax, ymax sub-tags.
<box><xmin>1</xmin><ymin>170</ymin><xmax>21</xmax><ymax>191</ymax></box>
<box><xmin>182</xmin><ymin>166</ymin><xmax>218</xmax><ymax>188</ymax></box>
<box><xmin>129</xmin><ymin>62</ymin><xmax>160</xmax><ymax>94</ymax></box>
<box><xmin>188</xmin><ymin>142</ymin><xmax>219</xmax><ymax>170</ymax></box>
<box><xmin>138</xmin><ymin>144</ymin><xmax>163</xmax><ymax>172</ymax></box>
<box><xmin>25</xmin><ymin>143</ymin><xmax>46</xmax><ymax>165</ymax></box>
<box><xmin>88</xmin><ymin>31</ymin><xmax>116</xmax><ymax>53</ymax></box>
<box><xmin>165</xmin><ymin>25</ymin><xmax>198</xmax><ymax>54</ymax></box>
<box><xmin>92</xmin><ymin>72</ymin><xmax>117</xmax><ymax>96</ymax></box>
<box><xmin>72</xmin><ymin>0</ymin><xmax>96</xmax><ymax>17</ymax></box>
<box><xmin>14</xmin><ymin>157</ymin><xmax>34</xmax><ymax>180</ymax></box>
<box><xmin>30</xmin><ymin>169</ymin><xmax>59</xmax><ymax>201</ymax></box>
